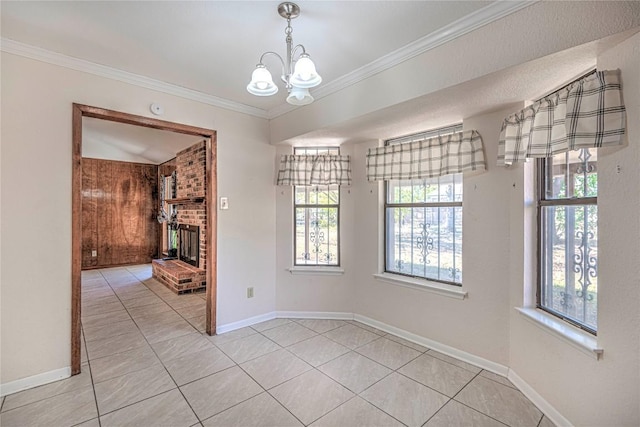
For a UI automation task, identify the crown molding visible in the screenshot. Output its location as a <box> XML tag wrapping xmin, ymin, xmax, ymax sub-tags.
<box><xmin>267</xmin><ymin>0</ymin><xmax>537</xmax><ymax>119</ymax></box>
<box><xmin>0</xmin><ymin>38</ymin><xmax>270</xmax><ymax>119</ymax></box>
<box><xmin>1</xmin><ymin>1</ymin><xmax>535</xmax><ymax>121</ymax></box>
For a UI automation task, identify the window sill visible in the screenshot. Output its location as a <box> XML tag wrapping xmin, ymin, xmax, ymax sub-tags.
<box><xmin>288</xmin><ymin>267</ymin><xmax>345</xmax><ymax>276</ymax></box>
<box><xmin>515</xmin><ymin>307</ymin><xmax>603</xmax><ymax>360</ymax></box>
<box><xmin>372</xmin><ymin>273</ymin><xmax>467</xmax><ymax>300</ymax></box>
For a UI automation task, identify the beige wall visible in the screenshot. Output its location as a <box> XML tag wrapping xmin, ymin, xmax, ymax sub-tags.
<box><xmin>508</xmin><ymin>32</ymin><xmax>640</xmax><ymax>426</ymax></box>
<box><xmin>0</xmin><ymin>53</ymin><xmax>276</xmax><ymax>384</ymax></box>
<box><xmin>275</xmin><ymin>144</ymin><xmax>356</xmax><ymax>314</ymax></box>
<box><xmin>348</xmin><ymin>106</ymin><xmax>520</xmax><ymax>367</ymax></box>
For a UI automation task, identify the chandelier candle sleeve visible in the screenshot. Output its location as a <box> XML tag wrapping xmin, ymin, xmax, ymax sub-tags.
<box><xmin>246</xmin><ymin>2</ymin><xmax>322</xmax><ymax>106</ymax></box>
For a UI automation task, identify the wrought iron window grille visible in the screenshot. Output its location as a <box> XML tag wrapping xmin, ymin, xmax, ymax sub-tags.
<box><xmin>537</xmin><ymin>148</ymin><xmax>598</xmax><ymax>335</ymax></box>
<box><xmin>293</xmin><ymin>147</ymin><xmax>340</xmax><ymax>267</ymax></box>
<box><xmin>384</xmin><ymin>124</ymin><xmax>463</xmax><ymax>286</ymax></box>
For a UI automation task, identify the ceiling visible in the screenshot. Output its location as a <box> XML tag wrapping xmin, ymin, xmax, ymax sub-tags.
<box><xmin>285</xmin><ymin>30</ymin><xmax>638</xmax><ymax>146</ymax></box>
<box><xmin>82</xmin><ymin>117</ymin><xmax>202</xmax><ymax>164</ymax></box>
<box><xmin>1</xmin><ymin>1</ymin><xmax>493</xmax><ymax>114</ymax></box>
<box><xmin>2</xmin><ymin>1</ymin><xmax>636</xmax><ymax>151</ymax></box>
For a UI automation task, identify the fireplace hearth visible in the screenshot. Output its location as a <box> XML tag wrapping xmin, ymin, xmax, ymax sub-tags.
<box><xmin>178</xmin><ymin>224</ymin><xmax>200</xmax><ymax>268</ymax></box>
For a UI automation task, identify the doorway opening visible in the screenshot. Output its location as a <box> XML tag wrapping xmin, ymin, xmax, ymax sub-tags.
<box><xmin>71</xmin><ymin>103</ymin><xmax>217</xmax><ymax>375</ymax></box>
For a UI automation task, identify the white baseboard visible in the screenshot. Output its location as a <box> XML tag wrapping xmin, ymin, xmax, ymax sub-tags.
<box><xmin>216</xmin><ymin>311</ymin><xmax>276</xmax><ymax>334</ymax></box>
<box><xmin>353</xmin><ymin>314</ymin><xmax>509</xmax><ymax>377</ymax></box>
<box><xmin>508</xmin><ymin>369</ymin><xmax>573</xmax><ymax>427</ymax></box>
<box><xmin>1</xmin><ymin>366</ymin><xmax>71</xmax><ymax>397</ymax></box>
<box><xmin>276</xmin><ymin>311</ymin><xmax>354</xmax><ymax>320</ymax></box>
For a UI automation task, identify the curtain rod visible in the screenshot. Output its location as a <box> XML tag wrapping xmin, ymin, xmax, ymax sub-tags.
<box><xmin>386</xmin><ymin>123</ymin><xmax>463</xmax><ymax>145</ymax></box>
<box><xmin>534</xmin><ymin>68</ymin><xmax>597</xmax><ymax>103</ymax></box>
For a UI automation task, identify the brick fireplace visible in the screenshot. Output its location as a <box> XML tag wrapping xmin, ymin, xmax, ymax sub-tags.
<box><xmin>152</xmin><ymin>140</ymin><xmax>207</xmax><ymax>293</ymax></box>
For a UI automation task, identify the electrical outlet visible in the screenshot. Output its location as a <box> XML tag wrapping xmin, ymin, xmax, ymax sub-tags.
<box><xmin>247</xmin><ymin>287</ymin><xmax>254</xmax><ymax>298</ymax></box>
<box><xmin>91</xmin><ymin>250</ymin><xmax>97</xmax><ymax>257</ymax></box>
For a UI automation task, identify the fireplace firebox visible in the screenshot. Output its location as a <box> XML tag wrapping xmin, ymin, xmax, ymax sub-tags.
<box><xmin>178</xmin><ymin>224</ymin><xmax>200</xmax><ymax>267</ymax></box>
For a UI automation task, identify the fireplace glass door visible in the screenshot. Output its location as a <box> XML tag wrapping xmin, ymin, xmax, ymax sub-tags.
<box><xmin>178</xmin><ymin>224</ymin><xmax>200</xmax><ymax>267</ymax></box>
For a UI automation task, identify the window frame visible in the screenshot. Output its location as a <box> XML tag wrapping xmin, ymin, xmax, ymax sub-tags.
<box><xmin>536</xmin><ymin>151</ymin><xmax>598</xmax><ymax>335</ymax></box>
<box><xmin>293</xmin><ymin>147</ymin><xmax>341</xmax><ymax>267</ymax></box>
<box><xmin>383</xmin><ymin>124</ymin><xmax>463</xmax><ymax>287</ymax></box>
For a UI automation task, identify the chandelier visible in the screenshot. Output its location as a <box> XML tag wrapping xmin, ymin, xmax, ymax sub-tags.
<box><xmin>246</xmin><ymin>2</ymin><xmax>322</xmax><ymax>106</ymax></box>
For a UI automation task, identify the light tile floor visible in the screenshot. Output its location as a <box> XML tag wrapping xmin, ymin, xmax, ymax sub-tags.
<box><xmin>0</xmin><ymin>264</ymin><xmax>556</xmax><ymax>427</ymax></box>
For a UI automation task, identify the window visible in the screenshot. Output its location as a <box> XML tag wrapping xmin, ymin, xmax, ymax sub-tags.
<box><xmin>294</xmin><ymin>147</ymin><xmax>340</xmax><ymax>266</ymax></box>
<box><xmin>384</xmin><ymin>125</ymin><xmax>463</xmax><ymax>285</ymax></box>
<box><xmin>385</xmin><ymin>175</ymin><xmax>463</xmax><ymax>284</ymax></box>
<box><xmin>538</xmin><ymin>148</ymin><xmax>598</xmax><ymax>333</ymax></box>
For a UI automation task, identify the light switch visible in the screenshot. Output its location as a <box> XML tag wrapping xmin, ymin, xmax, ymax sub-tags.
<box><xmin>220</xmin><ymin>197</ymin><xmax>229</xmax><ymax>210</ymax></box>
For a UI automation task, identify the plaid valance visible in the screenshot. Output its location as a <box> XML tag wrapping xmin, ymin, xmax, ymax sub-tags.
<box><xmin>498</xmin><ymin>70</ymin><xmax>626</xmax><ymax>166</ymax></box>
<box><xmin>366</xmin><ymin>130</ymin><xmax>486</xmax><ymax>181</ymax></box>
<box><xmin>277</xmin><ymin>154</ymin><xmax>352</xmax><ymax>186</ymax></box>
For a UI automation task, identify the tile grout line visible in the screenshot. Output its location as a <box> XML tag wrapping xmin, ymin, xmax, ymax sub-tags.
<box><xmin>82</xmin><ymin>320</ymin><xmax>140</xmax><ymax>346</ymax></box>
<box><xmin>90</xmin><ymin>266</ymin><xmax>201</xmax><ymax>420</ymax></box>
<box><xmin>94</xmin><ymin>269</ymin><xmax>167</xmax><ymax>418</ymax></box>
<box><xmin>419</xmin><ymin>369</ymin><xmax>483</xmax><ymax>427</ymax></box>
<box><xmin>80</xmin><ymin>302</ymin><xmax>103</xmax><ymax>427</ymax></box>
<box><xmin>86</xmin><ymin>273</ymin><xmax>150</xmax><ymax>364</ymax></box>
<box><xmin>290</xmin><ymin>344</ymin><xmax>350</xmax><ymax>368</ymax></box>
<box><xmin>313</xmin><ymin>324</ymin><xmax>504</xmax><ymax>427</ymax></box>
<box><xmin>311</xmin><ymin>393</ymin><xmax>409</xmax><ymax>427</ymax></box>
<box><xmin>224</xmin><ymin>350</ymin><xmax>309</xmax><ymax>427</ymax></box>
<box><xmin>477</xmin><ymin>370</ymin><xmax>518</xmax><ymax>390</ymax></box>
<box><xmin>283</xmin><ymin>337</ymin><xmax>350</xmax><ymax>370</ymax></box>
<box><xmin>443</xmin><ymin>370</ymin><xmax>515</xmax><ymax>426</ymax></box>
<box><xmin>205</xmin><ymin>323</ymin><xmax>373</xmax><ymax>427</ymax></box>
<box><xmin>309</xmin><ymin>329</ymin><xmax>424</xmax><ymax>426</ymax></box>
<box><xmin>353</xmin><ymin>336</ymin><xmax>424</xmax><ymax>371</ymax></box>
<box><xmin>290</xmin><ymin>318</ymin><xmax>348</xmax><ymax>335</ymax></box>
<box><xmin>345</xmin><ymin>363</ymin><xmax>404</xmax><ymax>424</ymax></box>
<box><xmin>437</xmin><ymin>398</ymin><xmax>511</xmax><ymax>427</ymax></box>
<box><xmin>86</xmin><ymin>267</ymin><xmax>202</xmax><ymax>365</ymax></box>
<box><xmin>124</xmin><ymin>295</ymin><xmax>204</xmax><ymax>426</ymax></box>
<box><xmin>450</xmin><ymin>372</ymin><xmax>543</xmax><ymax>426</ymax></box>
<box><xmin>83</xmin><ymin>274</ymin><xmax>543</xmax><ymax>427</ymax></box>
<box><xmin>213</xmin><ymin>334</ymin><xmax>280</xmax><ymax>366</ymax></box>
<box><xmin>317</xmin><ymin>324</ymin><xmax>381</xmax><ymax>351</ymax></box>
<box><xmin>197</xmin><ymin>322</ymin><xmax>311</xmax><ymax>425</ymax></box>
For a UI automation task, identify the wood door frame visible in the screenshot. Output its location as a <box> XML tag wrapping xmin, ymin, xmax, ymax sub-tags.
<box><xmin>72</xmin><ymin>103</ymin><xmax>217</xmax><ymax>375</ymax></box>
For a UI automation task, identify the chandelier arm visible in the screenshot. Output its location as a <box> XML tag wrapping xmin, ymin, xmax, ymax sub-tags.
<box><xmin>259</xmin><ymin>51</ymin><xmax>286</xmax><ymax>71</ymax></box>
<box><xmin>258</xmin><ymin>51</ymin><xmax>288</xmax><ymax>85</ymax></box>
<box><xmin>291</xmin><ymin>44</ymin><xmax>307</xmax><ymax>61</ymax></box>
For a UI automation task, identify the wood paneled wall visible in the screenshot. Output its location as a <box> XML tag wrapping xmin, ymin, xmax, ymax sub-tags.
<box><xmin>82</xmin><ymin>158</ymin><xmax>159</xmax><ymax>269</ymax></box>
